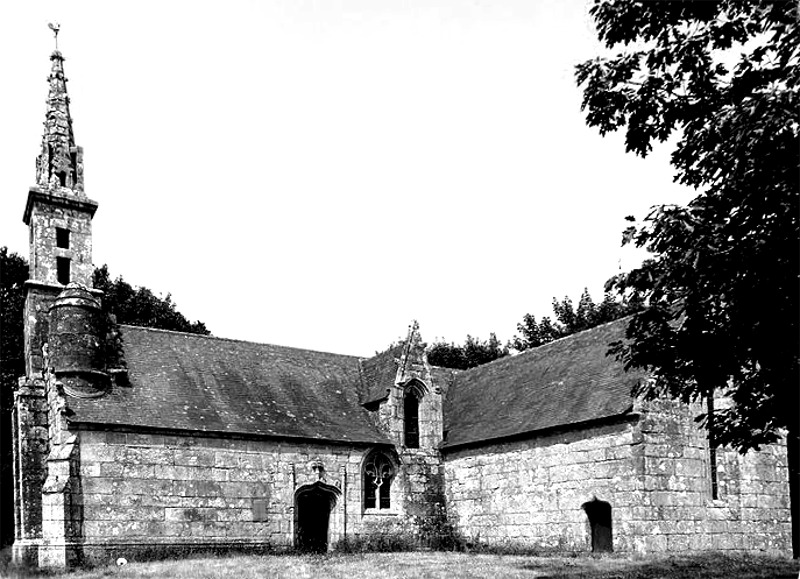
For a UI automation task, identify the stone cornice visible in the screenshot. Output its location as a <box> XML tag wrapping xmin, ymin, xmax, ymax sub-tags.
<box><xmin>24</xmin><ymin>280</ymin><xmax>103</xmax><ymax>298</ymax></box>
<box><xmin>23</xmin><ymin>187</ymin><xmax>98</xmax><ymax>225</ymax></box>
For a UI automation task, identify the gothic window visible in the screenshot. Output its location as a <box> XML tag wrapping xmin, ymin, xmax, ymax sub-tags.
<box><xmin>363</xmin><ymin>451</ymin><xmax>394</xmax><ymax>510</ymax></box>
<box><xmin>56</xmin><ymin>227</ymin><xmax>69</xmax><ymax>249</ymax></box>
<box><xmin>404</xmin><ymin>391</ymin><xmax>420</xmax><ymax>448</ymax></box>
<box><xmin>56</xmin><ymin>257</ymin><xmax>70</xmax><ymax>285</ymax></box>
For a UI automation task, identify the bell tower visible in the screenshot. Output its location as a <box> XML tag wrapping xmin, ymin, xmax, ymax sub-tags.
<box><xmin>22</xmin><ymin>32</ymin><xmax>98</xmax><ymax>376</ymax></box>
<box><xmin>12</xmin><ymin>27</ymin><xmax>100</xmax><ymax>567</ymax></box>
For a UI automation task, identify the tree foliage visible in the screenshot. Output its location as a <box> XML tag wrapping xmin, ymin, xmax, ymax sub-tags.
<box><xmin>92</xmin><ymin>265</ymin><xmax>209</xmax><ymax>335</ymax></box>
<box><xmin>511</xmin><ymin>289</ymin><xmax>642</xmax><ymax>351</ymax></box>
<box><xmin>0</xmin><ymin>248</ymin><xmax>28</xmax><ymax>411</ymax></box>
<box><xmin>0</xmin><ymin>248</ymin><xmax>29</xmax><ymax>546</ymax></box>
<box><xmin>429</xmin><ymin>288</ymin><xmax>640</xmax><ymax>369</ymax></box>
<box><xmin>577</xmin><ymin>0</ymin><xmax>798</xmax><ymax>555</ymax></box>
<box><xmin>427</xmin><ymin>333</ymin><xmax>509</xmax><ymax>370</ymax></box>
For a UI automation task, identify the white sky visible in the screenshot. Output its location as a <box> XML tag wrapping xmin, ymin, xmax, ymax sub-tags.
<box><xmin>0</xmin><ymin>1</ymin><xmax>695</xmax><ymax>356</ymax></box>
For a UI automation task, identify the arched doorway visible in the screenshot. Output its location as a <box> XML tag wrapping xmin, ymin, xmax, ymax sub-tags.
<box><xmin>295</xmin><ymin>482</ymin><xmax>339</xmax><ymax>553</ymax></box>
<box><xmin>582</xmin><ymin>498</ymin><xmax>612</xmax><ymax>553</ymax></box>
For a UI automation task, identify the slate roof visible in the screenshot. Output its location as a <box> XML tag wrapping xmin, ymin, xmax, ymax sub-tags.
<box><xmin>441</xmin><ymin>317</ymin><xmax>644</xmax><ymax>450</ymax></box>
<box><xmin>66</xmin><ymin>326</ymin><xmax>389</xmax><ymax>445</ymax></box>
<box><xmin>359</xmin><ymin>345</ymin><xmax>403</xmax><ymax>405</ymax></box>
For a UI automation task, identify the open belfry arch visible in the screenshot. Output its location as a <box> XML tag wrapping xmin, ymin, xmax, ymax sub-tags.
<box><xmin>6</xmin><ymin>27</ymin><xmax>791</xmax><ymax>570</ymax></box>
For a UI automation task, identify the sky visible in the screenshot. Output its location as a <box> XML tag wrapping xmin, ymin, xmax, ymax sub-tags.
<box><xmin>0</xmin><ymin>1</ymin><xmax>695</xmax><ymax>356</ymax></box>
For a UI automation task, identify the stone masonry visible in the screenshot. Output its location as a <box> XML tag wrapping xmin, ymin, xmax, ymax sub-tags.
<box><xmin>371</xmin><ymin>323</ymin><xmax>447</xmax><ymax>523</ymax></box>
<box><xmin>444</xmin><ymin>418</ymin><xmax>641</xmax><ymax>552</ymax></box>
<box><xmin>443</xmin><ymin>400</ymin><xmax>790</xmax><ymax>555</ymax></box>
<box><xmin>76</xmin><ymin>429</ymin><xmax>370</xmax><ymax>562</ymax></box>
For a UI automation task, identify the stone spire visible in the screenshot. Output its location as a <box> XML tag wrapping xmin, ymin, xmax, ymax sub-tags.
<box><xmin>22</xmin><ymin>27</ymin><xmax>97</xmax><ymax>293</ymax></box>
<box><xmin>35</xmin><ymin>44</ymin><xmax>84</xmax><ymax>194</ymax></box>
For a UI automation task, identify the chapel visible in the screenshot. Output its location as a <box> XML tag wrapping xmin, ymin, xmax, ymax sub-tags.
<box><xmin>9</xmin><ymin>43</ymin><xmax>791</xmax><ymax>570</ymax></box>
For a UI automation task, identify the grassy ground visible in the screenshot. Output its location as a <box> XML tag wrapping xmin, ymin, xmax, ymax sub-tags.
<box><xmin>1</xmin><ymin>552</ymin><xmax>797</xmax><ymax>579</ymax></box>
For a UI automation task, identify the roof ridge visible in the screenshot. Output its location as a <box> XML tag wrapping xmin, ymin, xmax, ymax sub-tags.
<box><xmin>456</xmin><ymin>314</ymin><xmax>632</xmax><ymax>376</ymax></box>
<box><xmin>118</xmin><ymin>324</ymin><xmax>363</xmax><ymax>359</ymax></box>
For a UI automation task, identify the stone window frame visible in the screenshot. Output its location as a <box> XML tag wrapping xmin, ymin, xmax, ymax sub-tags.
<box><xmin>402</xmin><ymin>379</ymin><xmax>428</xmax><ymax>449</ymax></box>
<box><xmin>361</xmin><ymin>448</ymin><xmax>398</xmax><ymax>513</ymax></box>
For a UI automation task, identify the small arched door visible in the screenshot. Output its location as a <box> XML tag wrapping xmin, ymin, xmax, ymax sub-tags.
<box><xmin>582</xmin><ymin>498</ymin><xmax>613</xmax><ymax>553</ymax></box>
<box><xmin>295</xmin><ymin>483</ymin><xmax>338</xmax><ymax>553</ymax></box>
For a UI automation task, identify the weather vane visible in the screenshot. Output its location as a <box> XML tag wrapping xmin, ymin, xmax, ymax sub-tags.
<box><xmin>48</xmin><ymin>22</ymin><xmax>60</xmax><ymax>50</ymax></box>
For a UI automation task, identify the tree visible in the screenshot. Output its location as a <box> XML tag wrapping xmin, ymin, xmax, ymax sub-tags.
<box><xmin>92</xmin><ymin>265</ymin><xmax>209</xmax><ymax>335</ymax></box>
<box><xmin>0</xmin><ymin>248</ymin><xmax>27</xmax><ymax>405</ymax></box>
<box><xmin>577</xmin><ymin>0</ymin><xmax>799</xmax><ymax>556</ymax></box>
<box><xmin>511</xmin><ymin>288</ymin><xmax>641</xmax><ymax>352</ymax></box>
<box><xmin>0</xmin><ymin>248</ymin><xmax>27</xmax><ymax>546</ymax></box>
<box><xmin>428</xmin><ymin>333</ymin><xmax>509</xmax><ymax>370</ymax></box>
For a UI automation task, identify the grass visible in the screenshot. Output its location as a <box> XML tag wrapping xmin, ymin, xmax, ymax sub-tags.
<box><xmin>1</xmin><ymin>552</ymin><xmax>797</xmax><ymax>579</ymax></box>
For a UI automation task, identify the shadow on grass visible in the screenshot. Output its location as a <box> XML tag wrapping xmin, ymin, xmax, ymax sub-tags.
<box><xmin>516</xmin><ymin>553</ymin><xmax>799</xmax><ymax>579</ymax></box>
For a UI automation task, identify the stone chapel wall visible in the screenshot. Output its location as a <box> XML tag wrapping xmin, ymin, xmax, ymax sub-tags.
<box><xmin>630</xmin><ymin>399</ymin><xmax>790</xmax><ymax>554</ymax></box>
<box><xmin>443</xmin><ymin>419</ymin><xmax>640</xmax><ymax>553</ymax></box>
<box><xmin>443</xmin><ymin>402</ymin><xmax>791</xmax><ymax>556</ymax></box>
<box><xmin>76</xmin><ymin>429</ymin><xmax>413</xmax><ymax>563</ymax></box>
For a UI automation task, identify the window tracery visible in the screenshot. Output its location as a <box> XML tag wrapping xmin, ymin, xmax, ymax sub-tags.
<box><xmin>363</xmin><ymin>451</ymin><xmax>394</xmax><ymax>510</ymax></box>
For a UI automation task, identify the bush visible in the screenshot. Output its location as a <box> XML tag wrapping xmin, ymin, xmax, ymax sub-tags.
<box><xmin>417</xmin><ymin>503</ymin><xmax>465</xmax><ymax>552</ymax></box>
<box><xmin>337</xmin><ymin>519</ymin><xmax>415</xmax><ymax>553</ymax></box>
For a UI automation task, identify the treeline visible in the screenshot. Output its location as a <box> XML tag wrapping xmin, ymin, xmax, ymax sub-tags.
<box><xmin>92</xmin><ymin>265</ymin><xmax>209</xmax><ymax>335</ymax></box>
<box><xmin>427</xmin><ymin>288</ymin><xmax>642</xmax><ymax>370</ymax></box>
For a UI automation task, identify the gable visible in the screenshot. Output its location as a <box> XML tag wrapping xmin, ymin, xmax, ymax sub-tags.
<box><xmin>441</xmin><ymin>317</ymin><xmax>644</xmax><ymax>449</ymax></box>
<box><xmin>65</xmin><ymin>325</ymin><xmax>389</xmax><ymax>445</ymax></box>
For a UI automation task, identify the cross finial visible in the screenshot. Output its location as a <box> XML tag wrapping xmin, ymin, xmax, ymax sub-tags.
<box><xmin>48</xmin><ymin>22</ymin><xmax>61</xmax><ymax>50</ymax></box>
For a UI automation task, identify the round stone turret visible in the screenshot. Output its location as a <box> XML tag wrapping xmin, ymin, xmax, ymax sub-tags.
<box><xmin>48</xmin><ymin>283</ymin><xmax>108</xmax><ymax>398</ymax></box>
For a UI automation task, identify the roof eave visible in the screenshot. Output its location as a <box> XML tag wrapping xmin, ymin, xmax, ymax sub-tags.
<box><xmin>440</xmin><ymin>407</ymin><xmax>638</xmax><ymax>453</ymax></box>
<box><xmin>68</xmin><ymin>419</ymin><xmax>392</xmax><ymax>447</ymax></box>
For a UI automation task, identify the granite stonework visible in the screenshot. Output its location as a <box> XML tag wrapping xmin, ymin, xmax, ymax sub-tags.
<box><xmin>443</xmin><ymin>399</ymin><xmax>790</xmax><ymax>555</ymax></box>
<box><xmin>370</xmin><ymin>324</ymin><xmax>447</xmax><ymax>522</ymax></box>
<box><xmin>444</xmin><ymin>418</ymin><xmax>640</xmax><ymax>553</ymax></box>
<box><xmin>77</xmin><ymin>430</ymin><xmax>361</xmax><ymax>561</ymax></box>
<box><xmin>25</xmin><ymin>196</ymin><xmax>96</xmax><ymax>288</ymax></box>
<box><xmin>632</xmin><ymin>399</ymin><xmax>789</xmax><ymax>554</ymax></box>
<box><xmin>36</xmin><ymin>424</ymin><xmax>445</xmax><ymax>565</ymax></box>
<box><xmin>11</xmin><ymin>379</ymin><xmax>49</xmax><ymax>566</ymax></box>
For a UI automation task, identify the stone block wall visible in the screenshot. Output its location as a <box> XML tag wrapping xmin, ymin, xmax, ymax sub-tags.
<box><xmin>443</xmin><ymin>402</ymin><xmax>791</xmax><ymax>556</ymax></box>
<box><xmin>74</xmin><ymin>429</ymin><xmax>432</xmax><ymax>564</ymax></box>
<box><xmin>11</xmin><ymin>378</ymin><xmax>49</xmax><ymax>565</ymax></box>
<box><xmin>443</xmin><ymin>419</ymin><xmax>639</xmax><ymax>553</ymax></box>
<box><xmin>23</xmin><ymin>283</ymin><xmax>61</xmax><ymax>376</ymax></box>
<box><xmin>631</xmin><ymin>399</ymin><xmax>790</xmax><ymax>554</ymax></box>
<box><xmin>78</xmin><ymin>430</ymin><xmax>350</xmax><ymax>561</ymax></box>
<box><xmin>27</xmin><ymin>202</ymin><xmax>94</xmax><ymax>288</ymax></box>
